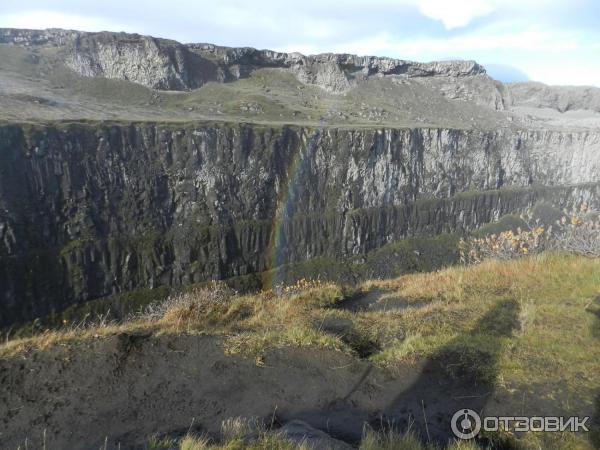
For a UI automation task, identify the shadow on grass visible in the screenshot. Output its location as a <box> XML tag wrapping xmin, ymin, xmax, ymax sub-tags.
<box><xmin>278</xmin><ymin>299</ymin><xmax>520</xmax><ymax>446</ymax></box>
<box><xmin>591</xmin><ymin>393</ymin><xmax>600</xmax><ymax>450</ymax></box>
<box><xmin>590</xmin><ymin>295</ymin><xmax>600</xmax><ymax>448</ymax></box>
<box><xmin>589</xmin><ymin>294</ymin><xmax>600</xmax><ymax>340</ymax></box>
<box><xmin>373</xmin><ymin>299</ymin><xmax>520</xmax><ymax>444</ymax></box>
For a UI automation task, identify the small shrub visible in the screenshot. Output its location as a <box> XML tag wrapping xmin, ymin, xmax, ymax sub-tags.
<box><xmin>274</xmin><ymin>277</ymin><xmax>326</xmax><ymax>296</ymax></box>
<box><xmin>551</xmin><ymin>204</ymin><xmax>600</xmax><ymax>257</ymax></box>
<box><xmin>138</xmin><ymin>282</ymin><xmax>236</xmax><ymax>326</ymax></box>
<box><xmin>459</xmin><ymin>226</ymin><xmax>547</xmax><ymax>264</ymax></box>
<box><xmin>460</xmin><ymin>203</ymin><xmax>600</xmax><ymax>264</ymax></box>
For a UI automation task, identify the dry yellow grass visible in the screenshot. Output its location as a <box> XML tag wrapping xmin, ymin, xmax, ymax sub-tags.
<box><xmin>4</xmin><ymin>254</ymin><xmax>599</xmax><ymax>387</ymax></box>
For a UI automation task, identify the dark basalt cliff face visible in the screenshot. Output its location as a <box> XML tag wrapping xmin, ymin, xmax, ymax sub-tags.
<box><xmin>1</xmin><ymin>122</ymin><xmax>599</xmax><ymax>326</ymax></box>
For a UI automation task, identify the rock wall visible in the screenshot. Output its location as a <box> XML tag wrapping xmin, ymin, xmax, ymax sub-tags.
<box><xmin>508</xmin><ymin>82</ymin><xmax>600</xmax><ymax>113</ymax></box>
<box><xmin>65</xmin><ymin>32</ymin><xmax>224</xmax><ymax>91</ymax></box>
<box><xmin>1</xmin><ymin>122</ymin><xmax>599</xmax><ymax>326</ymax></box>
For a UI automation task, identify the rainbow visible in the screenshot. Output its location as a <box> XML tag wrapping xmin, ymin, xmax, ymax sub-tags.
<box><xmin>265</xmin><ymin>129</ymin><xmax>322</xmax><ymax>289</ymax></box>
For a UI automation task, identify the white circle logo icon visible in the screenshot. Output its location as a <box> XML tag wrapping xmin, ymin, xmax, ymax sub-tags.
<box><xmin>451</xmin><ymin>409</ymin><xmax>482</xmax><ymax>440</ymax></box>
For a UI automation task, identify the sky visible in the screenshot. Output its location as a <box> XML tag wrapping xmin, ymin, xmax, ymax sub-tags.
<box><xmin>1</xmin><ymin>0</ymin><xmax>599</xmax><ymax>86</ymax></box>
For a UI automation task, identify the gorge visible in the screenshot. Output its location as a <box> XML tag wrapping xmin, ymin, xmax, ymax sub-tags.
<box><xmin>1</xmin><ymin>28</ymin><xmax>599</xmax><ymax>328</ymax></box>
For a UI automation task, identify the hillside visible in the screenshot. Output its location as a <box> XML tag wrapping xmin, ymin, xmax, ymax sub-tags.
<box><xmin>1</xmin><ymin>254</ymin><xmax>599</xmax><ymax>449</ymax></box>
<box><xmin>1</xmin><ymin>28</ymin><xmax>600</xmax><ymax>130</ymax></box>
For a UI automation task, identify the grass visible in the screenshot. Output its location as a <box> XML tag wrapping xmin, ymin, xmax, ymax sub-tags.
<box><xmin>2</xmin><ymin>253</ymin><xmax>599</xmax><ymax>449</ymax></box>
<box><xmin>5</xmin><ymin>252</ymin><xmax>600</xmax><ymax>361</ymax></box>
<box><xmin>4</xmin><ymin>253</ymin><xmax>599</xmax><ymax>383</ymax></box>
<box><xmin>360</xmin><ymin>429</ymin><xmax>481</xmax><ymax>450</ymax></box>
<box><xmin>146</xmin><ymin>428</ymin><xmax>491</xmax><ymax>450</ymax></box>
<box><xmin>154</xmin><ymin>427</ymin><xmax>591</xmax><ymax>450</ymax></box>
<box><xmin>362</xmin><ymin>254</ymin><xmax>599</xmax><ymax>383</ymax></box>
<box><xmin>164</xmin><ymin>431</ymin><xmax>481</xmax><ymax>450</ymax></box>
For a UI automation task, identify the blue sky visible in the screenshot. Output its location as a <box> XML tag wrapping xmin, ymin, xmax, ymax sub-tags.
<box><xmin>1</xmin><ymin>0</ymin><xmax>599</xmax><ymax>86</ymax></box>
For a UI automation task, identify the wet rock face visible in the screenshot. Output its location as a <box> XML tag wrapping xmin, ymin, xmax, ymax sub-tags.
<box><xmin>0</xmin><ymin>122</ymin><xmax>599</xmax><ymax>326</ymax></box>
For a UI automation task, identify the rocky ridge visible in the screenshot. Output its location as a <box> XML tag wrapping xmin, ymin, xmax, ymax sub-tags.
<box><xmin>0</xmin><ymin>28</ymin><xmax>485</xmax><ymax>93</ymax></box>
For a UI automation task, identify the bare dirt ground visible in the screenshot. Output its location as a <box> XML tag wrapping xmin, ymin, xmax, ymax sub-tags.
<box><xmin>0</xmin><ymin>332</ymin><xmax>394</xmax><ymax>449</ymax></box>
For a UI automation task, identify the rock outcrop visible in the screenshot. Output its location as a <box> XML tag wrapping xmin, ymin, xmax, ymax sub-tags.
<box><xmin>277</xmin><ymin>420</ymin><xmax>353</xmax><ymax>449</ymax></box>
<box><xmin>0</xmin><ymin>27</ymin><xmax>80</xmax><ymax>46</ymax></box>
<box><xmin>65</xmin><ymin>32</ymin><xmax>224</xmax><ymax>90</ymax></box>
<box><xmin>507</xmin><ymin>81</ymin><xmax>600</xmax><ymax>113</ymax></box>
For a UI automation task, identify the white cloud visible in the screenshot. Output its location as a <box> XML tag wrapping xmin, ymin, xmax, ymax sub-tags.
<box><xmin>319</xmin><ymin>23</ymin><xmax>598</xmax><ymax>85</ymax></box>
<box><xmin>415</xmin><ymin>0</ymin><xmax>566</xmax><ymax>29</ymax></box>
<box><xmin>326</xmin><ymin>25</ymin><xmax>579</xmax><ymax>59</ymax></box>
<box><xmin>523</xmin><ymin>62</ymin><xmax>600</xmax><ymax>86</ymax></box>
<box><xmin>396</xmin><ymin>28</ymin><xmax>579</xmax><ymax>55</ymax></box>
<box><xmin>417</xmin><ymin>0</ymin><xmax>495</xmax><ymax>29</ymax></box>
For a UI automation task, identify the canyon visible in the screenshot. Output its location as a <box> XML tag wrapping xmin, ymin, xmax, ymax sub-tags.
<box><xmin>1</xmin><ymin>28</ymin><xmax>599</xmax><ymax>327</ymax></box>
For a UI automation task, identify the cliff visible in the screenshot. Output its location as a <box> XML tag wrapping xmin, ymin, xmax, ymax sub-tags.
<box><xmin>1</xmin><ymin>122</ymin><xmax>599</xmax><ymax>326</ymax></box>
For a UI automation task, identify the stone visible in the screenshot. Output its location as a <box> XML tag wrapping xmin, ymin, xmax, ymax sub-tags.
<box><xmin>276</xmin><ymin>420</ymin><xmax>353</xmax><ymax>450</ymax></box>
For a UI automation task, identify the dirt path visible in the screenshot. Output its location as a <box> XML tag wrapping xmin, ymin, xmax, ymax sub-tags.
<box><xmin>337</xmin><ymin>290</ymin><xmax>430</xmax><ymax>313</ymax></box>
<box><xmin>0</xmin><ymin>334</ymin><xmax>392</xmax><ymax>449</ymax></box>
